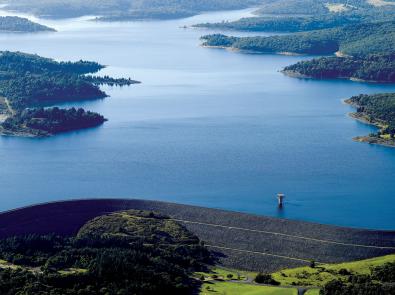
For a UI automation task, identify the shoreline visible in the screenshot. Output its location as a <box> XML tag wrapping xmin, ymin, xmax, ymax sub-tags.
<box><xmin>282</xmin><ymin>70</ymin><xmax>393</xmax><ymax>84</ymax></box>
<box><xmin>0</xmin><ymin>126</ymin><xmax>46</xmax><ymax>138</ymax></box>
<box><xmin>344</xmin><ymin>99</ymin><xmax>395</xmax><ymax>148</ymax></box>
<box><xmin>201</xmin><ymin>45</ymin><xmax>304</xmax><ymax>56</ymax></box>
<box><xmin>0</xmin><ymin>118</ymin><xmax>108</xmax><ymax>138</ymax></box>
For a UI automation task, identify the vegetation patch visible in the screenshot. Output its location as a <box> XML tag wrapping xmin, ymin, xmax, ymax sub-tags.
<box><xmin>0</xmin><ymin>210</ymin><xmax>212</xmax><ymax>294</ymax></box>
<box><xmin>304</xmin><ymin>289</ymin><xmax>320</xmax><ymax>295</ymax></box>
<box><xmin>195</xmin><ymin>267</ymin><xmax>255</xmax><ymax>282</ymax></box>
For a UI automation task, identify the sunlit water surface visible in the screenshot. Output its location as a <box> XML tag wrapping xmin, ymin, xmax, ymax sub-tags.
<box><xmin>0</xmin><ymin>8</ymin><xmax>395</xmax><ymax>229</ymax></box>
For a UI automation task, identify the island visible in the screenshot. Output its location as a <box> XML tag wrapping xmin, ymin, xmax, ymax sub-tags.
<box><xmin>345</xmin><ymin>93</ymin><xmax>395</xmax><ymax>147</ymax></box>
<box><xmin>0</xmin><ymin>16</ymin><xmax>55</xmax><ymax>32</ymax></box>
<box><xmin>0</xmin><ymin>51</ymin><xmax>139</xmax><ymax>137</ymax></box>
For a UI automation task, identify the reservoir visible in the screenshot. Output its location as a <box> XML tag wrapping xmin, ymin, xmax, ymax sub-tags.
<box><xmin>0</xmin><ymin>8</ymin><xmax>395</xmax><ymax>229</ymax></box>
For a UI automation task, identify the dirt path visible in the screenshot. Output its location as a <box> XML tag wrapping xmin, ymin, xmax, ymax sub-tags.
<box><xmin>4</xmin><ymin>97</ymin><xmax>14</xmax><ymax>115</ymax></box>
<box><xmin>0</xmin><ymin>96</ymin><xmax>14</xmax><ymax>123</ymax></box>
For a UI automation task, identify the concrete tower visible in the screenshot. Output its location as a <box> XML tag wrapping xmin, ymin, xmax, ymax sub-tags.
<box><xmin>277</xmin><ymin>193</ymin><xmax>285</xmax><ymax>207</ymax></box>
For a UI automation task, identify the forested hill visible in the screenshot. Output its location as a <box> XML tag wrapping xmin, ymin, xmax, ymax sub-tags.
<box><xmin>194</xmin><ymin>9</ymin><xmax>395</xmax><ymax>33</ymax></box>
<box><xmin>3</xmin><ymin>0</ymin><xmax>395</xmax><ymax>21</ymax></box>
<box><xmin>194</xmin><ymin>15</ymin><xmax>365</xmax><ymax>33</ymax></box>
<box><xmin>0</xmin><ymin>210</ymin><xmax>212</xmax><ymax>294</ymax></box>
<box><xmin>201</xmin><ymin>21</ymin><xmax>395</xmax><ymax>56</ymax></box>
<box><xmin>0</xmin><ymin>16</ymin><xmax>55</xmax><ymax>32</ymax></box>
<box><xmin>254</xmin><ymin>0</ymin><xmax>395</xmax><ymax>16</ymax></box>
<box><xmin>1</xmin><ymin>0</ymin><xmax>262</xmax><ymax>20</ymax></box>
<box><xmin>283</xmin><ymin>54</ymin><xmax>395</xmax><ymax>83</ymax></box>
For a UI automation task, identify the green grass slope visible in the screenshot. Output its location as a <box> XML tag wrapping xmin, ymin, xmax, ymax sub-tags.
<box><xmin>201</xmin><ymin>282</ymin><xmax>297</xmax><ymax>295</ymax></box>
<box><xmin>272</xmin><ymin>254</ymin><xmax>395</xmax><ymax>287</ymax></box>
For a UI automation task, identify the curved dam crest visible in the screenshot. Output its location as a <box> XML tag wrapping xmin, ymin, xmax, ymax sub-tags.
<box><xmin>1</xmin><ymin>199</ymin><xmax>394</xmax><ymax>272</ymax></box>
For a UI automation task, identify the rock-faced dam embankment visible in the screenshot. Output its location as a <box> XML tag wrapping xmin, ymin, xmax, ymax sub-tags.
<box><xmin>0</xmin><ymin>199</ymin><xmax>394</xmax><ymax>272</ymax></box>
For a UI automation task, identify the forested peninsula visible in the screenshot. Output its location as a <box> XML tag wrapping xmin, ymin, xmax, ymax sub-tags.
<box><xmin>283</xmin><ymin>53</ymin><xmax>395</xmax><ymax>83</ymax></box>
<box><xmin>201</xmin><ymin>20</ymin><xmax>395</xmax><ymax>83</ymax></box>
<box><xmin>197</xmin><ymin>1</ymin><xmax>395</xmax><ymax>148</ymax></box>
<box><xmin>0</xmin><ymin>51</ymin><xmax>139</xmax><ymax>137</ymax></box>
<box><xmin>345</xmin><ymin>93</ymin><xmax>395</xmax><ymax>147</ymax></box>
<box><xmin>0</xmin><ymin>16</ymin><xmax>55</xmax><ymax>32</ymax></box>
<box><xmin>201</xmin><ymin>21</ymin><xmax>395</xmax><ymax>56</ymax></box>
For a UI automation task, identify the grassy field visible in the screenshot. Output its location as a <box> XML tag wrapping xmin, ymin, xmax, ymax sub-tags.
<box><xmin>304</xmin><ymin>289</ymin><xmax>320</xmax><ymax>295</ymax></box>
<box><xmin>200</xmin><ymin>282</ymin><xmax>298</xmax><ymax>295</ymax></box>
<box><xmin>197</xmin><ymin>267</ymin><xmax>297</xmax><ymax>295</ymax></box>
<box><xmin>197</xmin><ymin>255</ymin><xmax>395</xmax><ymax>293</ymax></box>
<box><xmin>272</xmin><ymin>254</ymin><xmax>395</xmax><ymax>287</ymax></box>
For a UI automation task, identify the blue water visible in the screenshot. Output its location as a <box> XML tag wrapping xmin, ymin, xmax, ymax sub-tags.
<box><xmin>0</xmin><ymin>9</ymin><xmax>395</xmax><ymax>229</ymax></box>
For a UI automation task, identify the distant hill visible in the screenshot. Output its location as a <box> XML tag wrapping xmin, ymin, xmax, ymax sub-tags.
<box><xmin>193</xmin><ymin>8</ymin><xmax>395</xmax><ymax>33</ymax></box>
<box><xmin>201</xmin><ymin>21</ymin><xmax>395</xmax><ymax>56</ymax></box>
<box><xmin>254</xmin><ymin>0</ymin><xmax>394</xmax><ymax>16</ymax></box>
<box><xmin>1</xmin><ymin>0</ymin><xmax>263</xmax><ymax>20</ymax></box>
<box><xmin>0</xmin><ymin>16</ymin><xmax>55</xmax><ymax>32</ymax></box>
<box><xmin>194</xmin><ymin>15</ymin><xmax>365</xmax><ymax>33</ymax></box>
